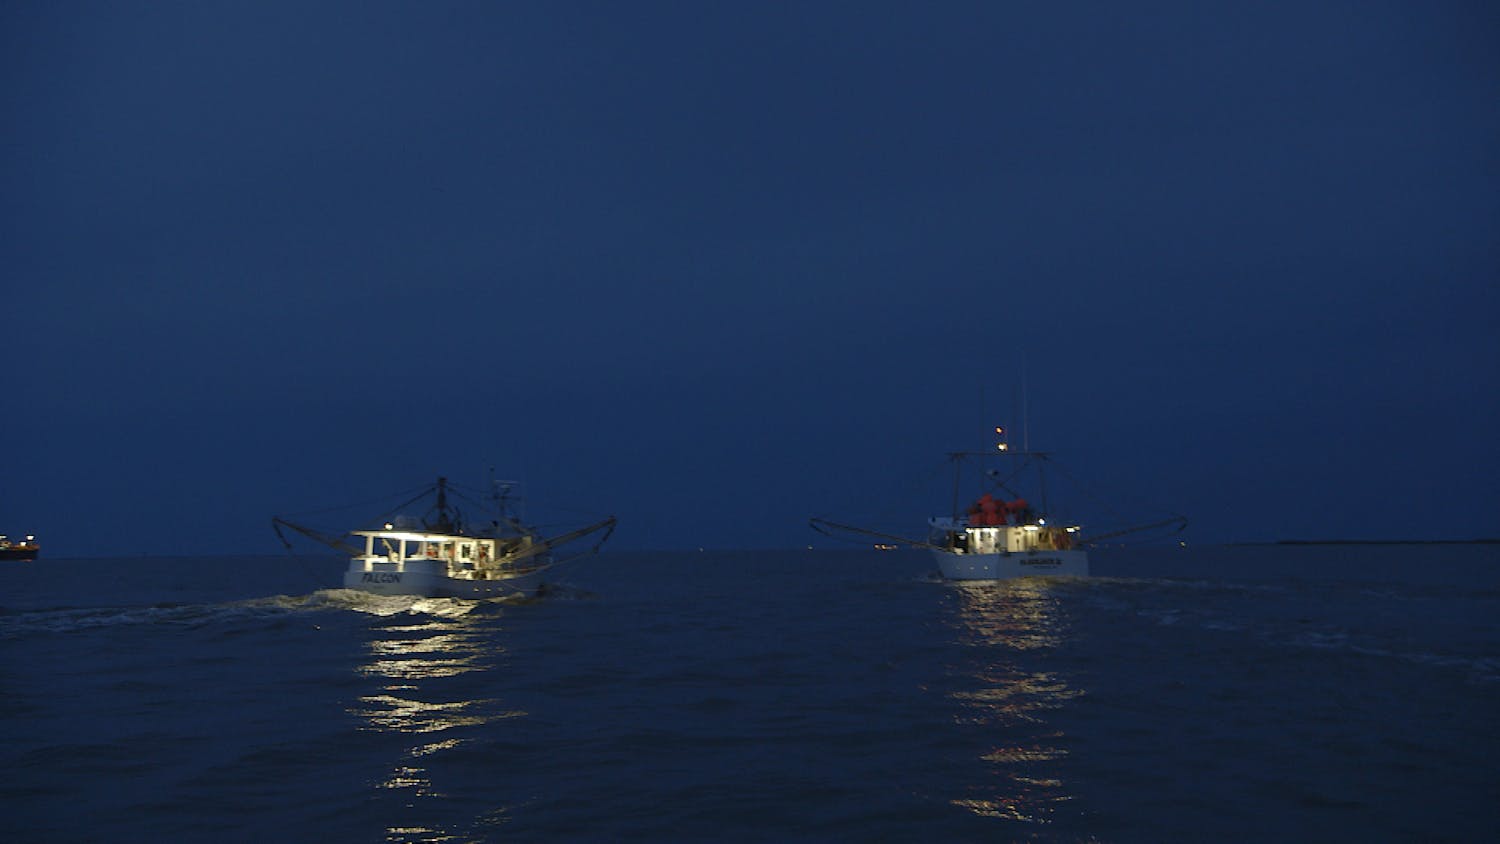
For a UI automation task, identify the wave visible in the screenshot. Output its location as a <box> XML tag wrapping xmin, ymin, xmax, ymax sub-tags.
<box><xmin>1075</xmin><ymin>576</ymin><xmax>1500</xmax><ymax>686</ymax></box>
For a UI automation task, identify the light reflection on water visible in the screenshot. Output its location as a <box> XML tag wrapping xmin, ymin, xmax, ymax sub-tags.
<box><xmin>344</xmin><ymin>597</ymin><xmax>527</xmax><ymax>837</ymax></box>
<box><xmin>945</xmin><ymin>579</ymin><xmax>1084</xmax><ymax>825</ymax></box>
<box><xmin>352</xmin><ymin>693</ymin><xmax>521</xmax><ymax>734</ymax></box>
<box><xmin>360</xmin><ymin>629</ymin><xmax>486</xmax><ymax>684</ymax></box>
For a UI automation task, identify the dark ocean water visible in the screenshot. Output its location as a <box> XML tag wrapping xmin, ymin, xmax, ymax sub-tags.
<box><xmin>3</xmin><ymin>544</ymin><xmax>1497</xmax><ymax>842</ymax></box>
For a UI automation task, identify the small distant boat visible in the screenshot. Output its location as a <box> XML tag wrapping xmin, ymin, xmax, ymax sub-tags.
<box><xmin>812</xmin><ymin>426</ymin><xmax>1185</xmax><ymax>581</ymax></box>
<box><xmin>0</xmin><ymin>534</ymin><xmax>39</xmax><ymax>561</ymax></box>
<box><xmin>274</xmin><ymin>476</ymin><xmax>616</xmax><ymax>599</ymax></box>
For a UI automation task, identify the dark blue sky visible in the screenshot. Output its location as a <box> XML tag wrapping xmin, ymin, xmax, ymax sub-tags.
<box><xmin>4</xmin><ymin>1</ymin><xmax>1497</xmax><ymax>556</ymax></box>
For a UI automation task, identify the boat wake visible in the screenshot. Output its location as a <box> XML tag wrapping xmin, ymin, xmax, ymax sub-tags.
<box><xmin>0</xmin><ymin>588</ymin><xmax>535</xmax><ymax>637</ymax></box>
<box><xmin>309</xmin><ymin>588</ymin><xmax>540</xmax><ymax>617</ymax></box>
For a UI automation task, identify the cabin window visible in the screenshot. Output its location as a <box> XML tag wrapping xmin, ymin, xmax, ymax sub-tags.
<box><xmin>460</xmin><ymin>543</ymin><xmax>472</xmax><ymax>560</ymax></box>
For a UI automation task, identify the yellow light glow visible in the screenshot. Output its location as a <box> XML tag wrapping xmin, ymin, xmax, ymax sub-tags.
<box><xmin>996</xmin><ymin>443</ymin><xmax>1009</xmax><ymax>451</ymax></box>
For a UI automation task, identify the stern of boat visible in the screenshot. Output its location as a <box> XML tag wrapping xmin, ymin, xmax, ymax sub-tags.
<box><xmin>932</xmin><ymin>548</ymin><xmax>1089</xmax><ymax>580</ymax></box>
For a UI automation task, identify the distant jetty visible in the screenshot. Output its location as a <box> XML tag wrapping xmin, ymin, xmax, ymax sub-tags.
<box><xmin>1235</xmin><ymin>539</ymin><xmax>1500</xmax><ymax>546</ymax></box>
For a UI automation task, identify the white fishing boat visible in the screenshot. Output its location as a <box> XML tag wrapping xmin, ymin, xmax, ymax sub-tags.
<box><xmin>275</xmin><ymin>476</ymin><xmax>616</xmax><ymax>598</ymax></box>
<box><xmin>926</xmin><ymin>493</ymin><xmax>1089</xmax><ymax>579</ymax></box>
<box><xmin>812</xmin><ymin>426</ymin><xmax>1184</xmax><ymax>581</ymax></box>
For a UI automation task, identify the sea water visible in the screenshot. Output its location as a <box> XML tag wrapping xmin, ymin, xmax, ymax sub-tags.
<box><xmin>3</xmin><ymin>545</ymin><xmax>1497</xmax><ymax>842</ymax></box>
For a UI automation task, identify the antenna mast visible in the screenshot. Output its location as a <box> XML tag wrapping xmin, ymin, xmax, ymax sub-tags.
<box><xmin>1021</xmin><ymin>358</ymin><xmax>1030</xmax><ymax>453</ymax></box>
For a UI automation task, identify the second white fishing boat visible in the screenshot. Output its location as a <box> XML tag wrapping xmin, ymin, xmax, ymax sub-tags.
<box><xmin>812</xmin><ymin>425</ymin><xmax>1185</xmax><ymax>581</ymax></box>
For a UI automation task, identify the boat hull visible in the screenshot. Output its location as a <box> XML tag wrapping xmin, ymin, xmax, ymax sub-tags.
<box><xmin>344</xmin><ymin>563</ymin><xmax>547</xmax><ymax>599</ymax></box>
<box><xmin>0</xmin><ymin>547</ymin><xmax>38</xmax><ymax>561</ymax></box>
<box><xmin>931</xmin><ymin>548</ymin><xmax>1089</xmax><ymax>580</ymax></box>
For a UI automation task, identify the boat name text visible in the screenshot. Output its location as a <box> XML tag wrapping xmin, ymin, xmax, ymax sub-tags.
<box><xmin>1021</xmin><ymin>557</ymin><xmax>1063</xmax><ymax>567</ymax></box>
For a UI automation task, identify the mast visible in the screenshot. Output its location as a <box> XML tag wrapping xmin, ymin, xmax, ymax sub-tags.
<box><xmin>487</xmin><ymin>470</ymin><xmax>527</xmax><ymax>535</ymax></box>
<box><xmin>1021</xmin><ymin>364</ymin><xmax>1030</xmax><ymax>454</ymax></box>
<box><xmin>951</xmin><ymin>425</ymin><xmax>1013</xmax><ymax>521</ymax></box>
<box><xmin>1038</xmin><ymin>453</ymin><xmax>1050</xmax><ymax>515</ymax></box>
<box><xmin>423</xmin><ymin>476</ymin><xmax>462</xmax><ymax>534</ymax></box>
<box><xmin>949</xmin><ymin>452</ymin><xmax>963</xmax><ymax>521</ymax></box>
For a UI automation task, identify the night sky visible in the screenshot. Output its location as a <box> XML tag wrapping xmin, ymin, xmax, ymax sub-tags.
<box><xmin>5</xmin><ymin>2</ymin><xmax>1497</xmax><ymax>557</ymax></box>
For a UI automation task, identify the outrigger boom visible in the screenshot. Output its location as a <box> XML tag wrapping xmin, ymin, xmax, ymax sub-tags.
<box><xmin>488</xmin><ymin>515</ymin><xmax>617</xmax><ymax>567</ymax></box>
<box><xmin>1076</xmin><ymin>515</ymin><xmax>1188</xmax><ymax>546</ymax></box>
<box><xmin>808</xmin><ymin>517</ymin><xmax>945</xmax><ymax>552</ymax></box>
<box><xmin>271</xmin><ymin>517</ymin><xmax>362</xmax><ymax>557</ymax></box>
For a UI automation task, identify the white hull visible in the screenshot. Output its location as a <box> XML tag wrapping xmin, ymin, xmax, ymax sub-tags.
<box><xmin>344</xmin><ymin>559</ymin><xmax>548</xmax><ymax>599</ymax></box>
<box><xmin>932</xmin><ymin>548</ymin><xmax>1089</xmax><ymax>580</ymax></box>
